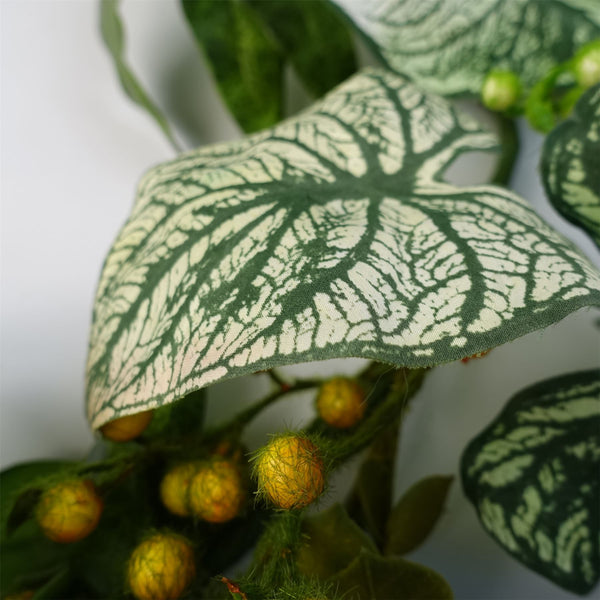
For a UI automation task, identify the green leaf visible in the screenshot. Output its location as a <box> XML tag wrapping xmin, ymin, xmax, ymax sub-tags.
<box><xmin>332</xmin><ymin>549</ymin><xmax>454</xmax><ymax>600</ymax></box>
<box><xmin>181</xmin><ymin>0</ymin><xmax>283</xmax><ymax>133</ymax></box>
<box><xmin>85</xmin><ymin>68</ymin><xmax>600</xmax><ymax>429</ymax></box>
<box><xmin>541</xmin><ymin>84</ymin><xmax>600</xmax><ymax>247</ymax></box>
<box><xmin>99</xmin><ymin>0</ymin><xmax>179</xmax><ymax>149</ymax></box>
<box><xmin>332</xmin><ymin>0</ymin><xmax>600</xmax><ymax>96</ymax></box>
<box><xmin>346</xmin><ymin>424</ymin><xmax>400</xmax><ymax>546</ymax></box>
<box><xmin>461</xmin><ymin>369</ymin><xmax>600</xmax><ymax>594</ymax></box>
<box><xmin>0</xmin><ymin>520</ymin><xmax>71</xmax><ymax>597</ymax></box>
<box><xmin>296</xmin><ymin>504</ymin><xmax>377</xmax><ymax>579</ymax></box>
<box><xmin>1</xmin><ymin>461</ymin><xmax>74</xmax><ymax>536</ymax></box>
<box><xmin>248</xmin><ymin>0</ymin><xmax>357</xmax><ymax>97</ymax></box>
<box><xmin>385</xmin><ymin>475</ymin><xmax>453</xmax><ymax>556</ymax></box>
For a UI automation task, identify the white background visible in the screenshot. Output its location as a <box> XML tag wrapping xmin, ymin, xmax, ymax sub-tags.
<box><xmin>1</xmin><ymin>1</ymin><xmax>599</xmax><ymax>599</ymax></box>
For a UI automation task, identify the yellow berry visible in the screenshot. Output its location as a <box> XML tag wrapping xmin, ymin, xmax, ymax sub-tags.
<box><xmin>574</xmin><ymin>42</ymin><xmax>600</xmax><ymax>88</ymax></box>
<box><xmin>481</xmin><ymin>70</ymin><xmax>521</xmax><ymax>111</ymax></box>
<box><xmin>5</xmin><ymin>591</ymin><xmax>35</xmax><ymax>600</ymax></box>
<box><xmin>316</xmin><ymin>377</ymin><xmax>365</xmax><ymax>428</ymax></box>
<box><xmin>189</xmin><ymin>459</ymin><xmax>245</xmax><ymax>523</ymax></box>
<box><xmin>35</xmin><ymin>479</ymin><xmax>103</xmax><ymax>543</ymax></box>
<box><xmin>256</xmin><ymin>435</ymin><xmax>325</xmax><ymax>510</ymax></box>
<box><xmin>127</xmin><ymin>533</ymin><xmax>195</xmax><ymax>600</ymax></box>
<box><xmin>160</xmin><ymin>462</ymin><xmax>199</xmax><ymax>517</ymax></box>
<box><xmin>100</xmin><ymin>410</ymin><xmax>153</xmax><ymax>442</ymax></box>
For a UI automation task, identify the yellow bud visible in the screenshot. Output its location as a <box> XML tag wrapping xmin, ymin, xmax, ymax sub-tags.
<box><xmin>35</xmin><ymin>479</ymin><xmax>103</xmax><ymax>543</ymax></box>
<box><xmin>256</xmin><ymin>435</ymin><xmax>325</xmax><ymax>510</ymax></box>
<box><xmin>189</xmin><ymin>459</ymin><xmax>245</xmax><ymax>523</ymax></box>
<box><xmin>316</xmin><ymin>377</ymin><xmax>365</xmax><ymax>428</ymax></box>
<box><xmin>574</xmin><ymin>42</ymin><xmax>600</xmax><ymax>88</ymax></box>
<box><xmin>100</xmin><ymin>410</ymin><xmax>153</xmax><ymax>442</ymax></box>
<box><xmin>160</xmin><ymin>462</ymin><xmax>199</xmax><ymax>517</ymax></box>
<box><xmin>127</xmin><ymin>533</ymin><xmax>195</xmax><ymax>600</ymax></box>
<box><xmin>4</xmin><ymin>591</ymin><xmax>35</xmax><ymax>600</ymax></box>
<box><xmin>481</xmin><ymin>70</ymin><xmax>521</xmax><ymax>111</ymax></box>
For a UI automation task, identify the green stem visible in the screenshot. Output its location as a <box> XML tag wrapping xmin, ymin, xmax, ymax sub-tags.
<box><xmin>491</xmin><ymin>115</ymin><xmax>519</xmax><ymax>186</ymax></box>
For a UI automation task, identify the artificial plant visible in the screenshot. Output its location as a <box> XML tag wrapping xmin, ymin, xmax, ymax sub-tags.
<box><xmin>2</xmin><ymin>1</ymin><xmax>599</xmax><ymax>599</ymax></box>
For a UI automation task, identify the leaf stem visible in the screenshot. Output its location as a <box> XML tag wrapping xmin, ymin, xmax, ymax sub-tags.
<box><xmin>491</xmin><ymin>115</ymin><xmax>519</xmax><ymax>186</ymax></box>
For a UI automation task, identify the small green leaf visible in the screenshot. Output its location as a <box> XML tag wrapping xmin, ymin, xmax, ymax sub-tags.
<box><xmin>461</xmin><ymin>369</ymin><xmax>600</xmax><ymax>594</ymax></box>
<box><xmin>333</xmin><ymin>549</ymin><xmax>454</xmax><ymax>600</ymax></box>
<box><xmin>296</xmin><ymin>504</ymin><xmax>377</xmax><ymax>579</ymax></box>
<box><xmin>99</xmin><ymin>0</ymin><xmax>179</xmax><ymax>149</ymax></box>
<box><xmin>333</xmin><ymin>0</ymin><xmax>600</xmax><ymax>97</ymax></box>
<box><xmin>346</xmin><ymin>424</ymin><xmax>399</xmax><ymax>546</ymax></box>
<box><xmin>181</xmin><ymin>0</ymin><xmax>283</xmax><ymax>133</ymax></box>
<box><xmin>0</xmin><ymin>521</ymin><xmax>71</xmax><ymax>597</ymax></box>
<box><xmin>248</xmin><ymin>0</ymin><xmax>357</xmax><ymax>97</ymax></box>
<box><xmin>1</xmin><ymin>461</ymin><xmax>74</xmax><ymax>536</ymax></box>
<box><xmin>85</xmin><ymin>68</ymin><xmax>600</xmax><ymax>429</ymax></box>
<box><xmin>385</xmin><ymin>475</ymin><xmax>454</xmax><ymax>556</ymax></box>
<box><xmin>541</xmin><ymin>84</ymin><xmax>600</xmax><ymax>247</ymax></box>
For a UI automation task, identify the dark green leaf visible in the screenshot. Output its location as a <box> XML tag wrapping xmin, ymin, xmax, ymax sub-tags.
<box><xmin>333</xmin><ymin>0</ymin><xmax>600</xmax><ymax>97</ymax></box>
<box><xmin>385</xmin><ymin>475</ymin><xmax>453</xmax><ymax>556</ymax></box>
<box><xmin>181</xmin><ymin>0</ymin><xmax>283</xmax><ymax>132</ymax></box>
<box><xmin>1</xmin><ymin>461</ymin><xmax>73</xmax><ymax>536</ymax></box>
<box><xmin>31</xmin><ymin>567</ymin><xmax>71</xmax><ymax>600</ymax></box>
<box><xmin>333</xmin><ymin>549</ymin><xmax>454</xmax><ymax>600</ymax></box>
<box><xmin>346</xmin><ymin>424</ymin><xmax>399</xmax><ymax>546</ymax></box>
<box><xmin>0</xmin><ymin>520</ymin><xmax>71</xmax><ymax>597</ymax></box>
<box><xmin>296</xmin><ymin>503</ymin><xmax>377</xmax><ymax>579</ymax></box>
<box><xmin>461</xmin><ymin>369</ymin><xmax>600</xmax><ymax>594</ymax></box>
<box><xmin>248</xmin><ymin>0</ymin><xmax>357</xmax><ymax>97</ymax></box>
<box><xmin>541</xmin><ymin>84</ymin><xmax>600</xmax><ymax>247</ymax></box>
<box><xmin>99</xmin><ymin>0</ymin><xmax>179</xmax><ymax>149</ymax></box>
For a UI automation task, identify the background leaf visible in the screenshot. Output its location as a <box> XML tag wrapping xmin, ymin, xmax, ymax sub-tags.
<box><xmin>248</xmin><ymin>0</ymin><xmax>357</xmax><ymax>97</ymax></box>
<box><xmin>100</xmin><ymin>0</ymin><xmax>179</xmax><ymax>149</ymax></box>
<box><xmin>181</xmin><ymin>0</ymin><xmax>283</xmax><ymax>133</ymax></box>
<box><xmin>85</xmin><ymin>68</ymin><xmax>600</xmax><ymax>428</ymax></box>
<box><xmin>385</xmin><ymin>475</ymin><xmax>453</xmax><ymax>556</ymax></box>
<box><xmin>296</xmin><ymin>503</ymin><xmax>378</xmax><ymax>580</ymax></box>
<box><xmin>1</xmin><ymin>461</ymin><xmax>74</xmax><ymax>536</ymax></box>
<box><xmin>346</xmin><ymin>423</ymin><xmax>399</xmax><ymax>547</ymax></box>
<box><xmin>332</xmin><ymin>549</ymin><xmax>454</xmax><ymax>600</ymax></box>
<box><xmin>541</xmin><ymin>84</ymin><xmax>600</xmax><ymax>247</ymax></box>
<box><xmin>332</xmin><ymin>0</ymin><xmax>600</xmax><ymax>96</ymax></box>
<box><xmin>461</xmin><ymin>369</ymin><xmax>600</xmax><ymax>594</ymax></box>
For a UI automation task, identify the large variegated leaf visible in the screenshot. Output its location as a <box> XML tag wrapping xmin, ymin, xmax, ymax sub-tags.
<box><xmin>86</xmin><ymin>68</ymin><xmax>600</xmax><ymax>429</ymax></box>
<box><xmin>332</xmin><ymin>0</ymin><xmax>600</xmax><ymax>96</ymax></box>
<box><xmin>541</xmin><ymin>84</ymin><xmax>600</xmax><ymax>248</ymax></box>
<box><xmin>461</xmin><ymin>370</ymin><xmax>600</xmax><ymax>594</ymax></box>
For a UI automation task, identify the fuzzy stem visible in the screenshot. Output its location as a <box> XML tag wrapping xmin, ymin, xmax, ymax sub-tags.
<box><xmin>491</xmin><ymin>115</ymin><xmax>519</xmax><ymax>186</ymax></box>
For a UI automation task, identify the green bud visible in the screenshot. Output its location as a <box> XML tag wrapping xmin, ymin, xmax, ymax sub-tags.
<box><xmin>481</xmin><ymin>70</ymin><xmax>521</xmax><ymax>112</ymax></box>
<box><xmin>573</xmin><ymin>41</ymin><xmax>600</xmax><ymax>88</ymax></box>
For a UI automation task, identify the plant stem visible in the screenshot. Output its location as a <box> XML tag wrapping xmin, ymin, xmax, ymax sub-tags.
<box><xmin>491</xmin><ymin>114</ymin><xmax>519</xmax><ymax>186</ymax></box>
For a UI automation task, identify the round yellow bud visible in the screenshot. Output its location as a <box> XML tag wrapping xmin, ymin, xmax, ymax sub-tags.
<box><xmin>189</xmin><ymin>459</ymin><xmax>245</xmax><ymax>523</ymax></box>
<box><xmin>127</xmin><ymin>533</ymin><xmax>195</xmax><ymax>600</ymax></box>
<box><xmin>100</xmin><ymin>410</ymin><xmax>154</xmax><ymax>442</ymax></box>
<box><xmin>316</xmin><ymin>377</ymin><xmax>365</xmax><ymax>428</ymax></box>
<box><xmin>5</xmin><ymin>591</ymin><xmax>34</xmax><ymax>600</ymax></box>
<box><xmin>160</xmin><ymin>462</ymin><xmax>199</xmax><ymax>517</ymax></box>
<box><xmin>481</xmin><ymin>70</ymin><xmax>521</xmax><ymax>111</ymax></box>
<box><xmin>35</xmin><ymin>479</ymin><xmax>103</xmax><ymax>543</ymax></box>
<box><xmin>256</xmin><ymin>435</ymin><xmax>325</xmax><ymax>510</ymax></box>
<box><xmin>574</xmin><ymin>42</ymin><xmax>600</xmax><ymax>88</ymax></box>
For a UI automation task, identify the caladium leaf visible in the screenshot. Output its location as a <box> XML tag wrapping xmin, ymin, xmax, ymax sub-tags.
<box><xmin>461</xmin><ymin>370</ymin><xmax>600</xmax><ymax>594</ymax></box>
<box><xmin>331</xmin><ymin>0</ymin><xmax>600</xmax><ymax>97</ymax></box>
<box><xmin>541</xmin><ymin>84</ymin><xmax>600</xmax><ymax>248</ymax></box>
<box><xmin>86</xmin><ymin>68</ymin><xmax>600</xmax><ymax>429</ymax></box>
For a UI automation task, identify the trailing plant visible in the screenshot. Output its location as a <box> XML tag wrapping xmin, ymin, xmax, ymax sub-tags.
<box><xmin>2</xmin><ymin>1</ymin><xmax>600</xmax><ymax>599</ymax></box>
